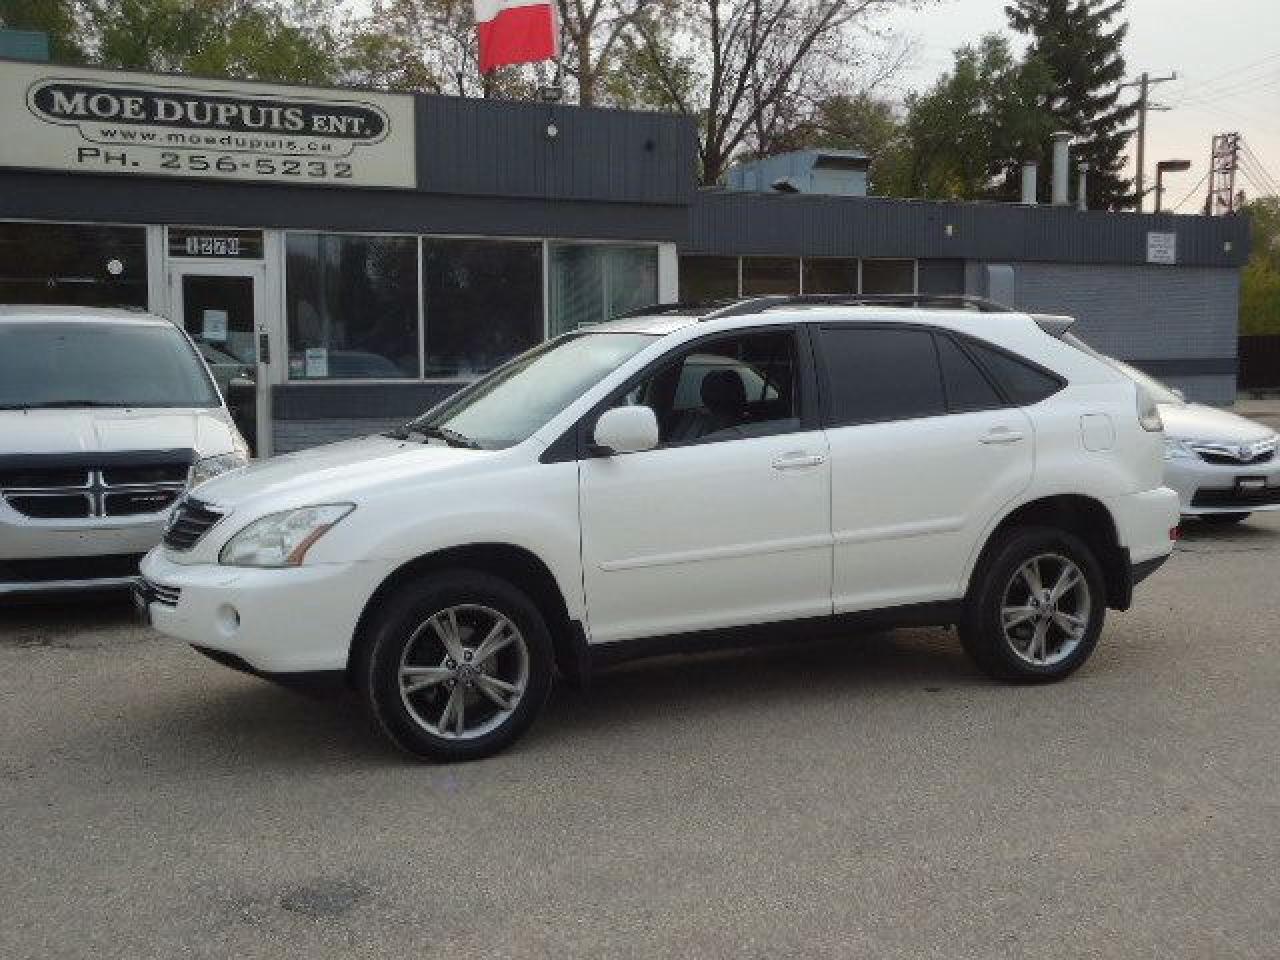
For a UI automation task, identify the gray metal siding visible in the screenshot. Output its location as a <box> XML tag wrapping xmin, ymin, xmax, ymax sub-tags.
<box><xmin>417</xmin><ymin>97</ymin><xmax>696</xmax><ymax>205</ymax></box>
<box><xmin>273</xmin><ymin>418</ymin><xmax>406</xmax><ymax>455</ymax></box>
<box><xmin>966</xmin><ymin>260</ymin><xmax>1239</xmax><ymax>405</ymax></box>
<box><xmin>688</xmin><ymin>191</ymin><xmax>1249</xmax><ymax>268</ymax></box>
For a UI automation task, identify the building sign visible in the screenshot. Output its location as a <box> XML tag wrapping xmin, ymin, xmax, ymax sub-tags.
<box><xmin>0</xmin><ymin>61</ymin><xmax>415</xmax><ymax>188</ymax></box>
<box><xmin>1146</xmin><ymin>231</ymin><xmax>1177</xmax><ymax>265</ymax></box>
<box><xmin>168</xmin><ymin>228</ymin><xmax>264</xmax><ymax>259</ymax></box>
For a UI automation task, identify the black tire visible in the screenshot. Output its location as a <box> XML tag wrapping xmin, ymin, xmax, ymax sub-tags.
<box><xmin>959</xmin><ymin>526</ymin><xmax>1106</xmax><ymax>682</ymax></box>
<box><xmin>357</xmin><ymin>570</ymin><xmax>554</xmax><ymax>762</ymax></box>
<box><xmin>1200</xmin><ymin>512</ymin><xmax>1250</xmax><ymax>525</ymax></box>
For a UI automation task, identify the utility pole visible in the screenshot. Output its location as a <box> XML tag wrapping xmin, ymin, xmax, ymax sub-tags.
<box><xmin>1120</xmin><ymin>71</ymin><xmax>1177</xmax><ymax>212</ymax></box>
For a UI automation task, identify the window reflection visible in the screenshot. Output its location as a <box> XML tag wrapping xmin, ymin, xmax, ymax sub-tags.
<box><xmin>0</xmin><ymin>222</ymin><xmax>147</xmax><ymax>308</ymax></box>
<box><xmin>422</xmin><ymin>238</ymin><xmax>543</xmax><ymax>378</ymax></box>
<box><xmin>286</xmin><ymin>233</ymin><xmax>418</xmax><ymax>379</ymax></box>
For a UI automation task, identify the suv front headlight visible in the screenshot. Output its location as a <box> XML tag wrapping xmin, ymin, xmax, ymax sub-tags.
<box><xmin>190</xmin><ymin>451</ymin><xmax>249</xmax><ymax>488</ymax></box>
<box><xmin>219</xmin><ymin>504</ymin><xmax>354</xmax><ymax>567</ymax></box>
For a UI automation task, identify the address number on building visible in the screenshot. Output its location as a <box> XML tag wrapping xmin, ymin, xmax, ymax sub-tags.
<box><xmin>168</xmin><ymin>228</ymin><xmax>264</xmax><ymax>259</ymax></box>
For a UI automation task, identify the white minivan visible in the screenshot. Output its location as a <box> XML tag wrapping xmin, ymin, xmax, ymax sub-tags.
<box><xmin>0</xmin><ymin>306</ymin><xmax>248</xmax><ymax>595</ymax></box>
<box><xmin>138</xmin><ymin>296</ymin><xmax>1180</xmax><ymax>761</ymax></box>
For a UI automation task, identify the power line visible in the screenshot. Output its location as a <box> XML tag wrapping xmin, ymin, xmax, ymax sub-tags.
<box><xmin>1173</xmin><ymin>52</ymin><xmax>1280</xmax><ymax>96</ymax></box>
<box><xmin>1175</xmin><ymin>68</ymin><xmax>1280</xmax><ymax>107</ymax></box>
<box><xmin>1171</xmin><ymin>170</ymin><xmax>1210</xmax><ymax>212</ymax></box>
<box><xmin>1241</xmin><ymin>141</ymin><xmax>1279</xmax><ymax>195</ymax></box>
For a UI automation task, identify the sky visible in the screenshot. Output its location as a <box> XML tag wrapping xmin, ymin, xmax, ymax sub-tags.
<box><xmin>878</xmin><ymin>0</ymin><xmax>1280</xmax><ymax>211</ymax></box>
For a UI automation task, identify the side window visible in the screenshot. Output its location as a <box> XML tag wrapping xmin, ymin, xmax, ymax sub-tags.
<box><xmin>965</xmin><ymin>340</ymin><xmax>1064</xmax><ymax>406</ymax></box>
<box><xmin>818</xmin><ymin>327</ymin><xmax>945</xmax><ymax>426</ymax></box>
<box><xmin>936</xmin><ymin>334</ymin><xmax>1005</xmax><ymax>413</ymax></box>
<box><xmin>620</xmin><ymin>330</ymin><xmax>801</xmax><ymax>445</ymax></box>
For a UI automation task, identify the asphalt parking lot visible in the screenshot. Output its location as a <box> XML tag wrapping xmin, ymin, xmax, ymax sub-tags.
<box><xmin>3</xmin><ymin>515</ymin><xmax>1279</xmax><ymax>959</ymax></box>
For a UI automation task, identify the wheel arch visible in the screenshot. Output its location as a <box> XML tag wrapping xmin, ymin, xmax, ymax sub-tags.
<box><xmin>348</xmin><ymin>543</ymin><xmax>587</xmax><ymax>688</ymax></box>
<box><xmin>968</xmin><ymin>494</ymin><xmax>1131</xmax><ymax>610</ymax></box>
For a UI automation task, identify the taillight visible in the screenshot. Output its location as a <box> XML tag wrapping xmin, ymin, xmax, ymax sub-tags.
<box><xmin>1136</xmin><ymin>385</ymin><xmax>1163</xmax><ymax>432</ymax></box>
<box><xmin>1170</xmin><ymin>526</ymin><xmax>1181</xmax><ymax>541</ymax></box>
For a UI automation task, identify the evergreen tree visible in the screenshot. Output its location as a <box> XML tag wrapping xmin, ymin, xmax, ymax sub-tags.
<box><xmin>1004</xmin><ymin>0</ymin><xmax>1138</xmax><ymax>210</ymax></box>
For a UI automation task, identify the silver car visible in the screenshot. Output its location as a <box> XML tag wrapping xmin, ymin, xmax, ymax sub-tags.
<box><xmin>1108</xmin><ymin>358</ymin><xmax>1278</xmax><ymax>524</ymax></box>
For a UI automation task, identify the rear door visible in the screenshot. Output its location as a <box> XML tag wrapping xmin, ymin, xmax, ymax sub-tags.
<box><xmin>817</xmin><ymin>324</ymin><xmax>1035</xmax><ymax>613</ymax></box>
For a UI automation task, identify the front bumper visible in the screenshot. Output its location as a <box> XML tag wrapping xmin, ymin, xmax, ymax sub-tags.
<box><xmin>1165</xmin><ymin>456</ymin><xmax>1280</xmax><ymax>515</ymax></box>
<box><xmin>138</xmin><ymin>548</ymin><xmax>391</xmax><ymax>674</ymax></box>
<box><xmin>0</xmin><ymin>516</ymin><xmax>163</xmax><ymax>596</ymax></box>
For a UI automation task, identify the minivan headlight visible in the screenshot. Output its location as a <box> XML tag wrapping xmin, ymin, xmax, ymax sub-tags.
<box><xmin>190</xmin><ymin>451</ymin><xmax>248</xmax><ymax>488</ymax></box>
<box><xmin>1163</xmin><ymin>438</ymin><xmax>1195</xmax><ymax>460</ymax></box>
<box><xmin>219</xmin><ymin>504</ymin><xmax>354</xmax><ymax>567</ymax></box>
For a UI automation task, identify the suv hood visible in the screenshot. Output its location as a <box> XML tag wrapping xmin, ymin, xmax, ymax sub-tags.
<box><xmin>1</xmin><ymin>407</ymin><xmax>237</xmax><ymax>457</ymax></box>
<box><xmin>1159</xmin><ymin>403</ymin><xmax>1276</xmax><ymax>445</ymax></box>
<box><xmin>192</xmin><ymin>434</ymin><xmax>488</xmax><ymax>509</ymax></box>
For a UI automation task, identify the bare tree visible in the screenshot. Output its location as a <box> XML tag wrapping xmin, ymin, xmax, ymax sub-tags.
<box><xmin>631</xmin><ymin>0</ymin><xmax>917</xmax><ymax>184</ymax></box>
<box><xmin>557</xmin><ymin>0</ymin><xmax>664</xmax><ymax>106</ymax></box>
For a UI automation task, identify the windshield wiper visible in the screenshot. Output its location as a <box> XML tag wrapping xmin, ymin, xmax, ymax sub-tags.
<box><xmin>388</xmin><ymin>424</ymin><xmax>481</xmax><ymax>449</ymax></box>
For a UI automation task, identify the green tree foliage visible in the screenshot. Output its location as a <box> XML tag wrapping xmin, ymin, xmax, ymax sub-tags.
<box><xmin>0</xmin><ymin>0</ymin><xmax>87</xmax><ymax>61</ymax></box>
<box><xmin>1004</xmin><ymin>0</ymin><xmax>1137</xmax><ymax>209</ymax></box>
<box><xmin>3</xmin><ymin>0</ymin><xmax>343</xmax><ymax>84</ymax></box>
<box><xmin>1241</xmin><ymin>198</ymin><xmax>1280</xmax><ymax>336</ymax></box>
<box><xmin>899</xmin><ymin>33</ymin><xmax>1055</xmax><ymax>200</ymax></box>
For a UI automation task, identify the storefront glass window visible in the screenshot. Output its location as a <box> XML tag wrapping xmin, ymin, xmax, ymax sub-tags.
<box><xmin>422</xmin><ymin>238</ymin><xmax>543</xmax><ymax>378</ymax></box>
<box><xmin>286</xmin><ymin>233</ymin><xmax>418</xmax><ymax>379</ymax></box>
<box><xmin>742</xmin><ymin>257</ymin><xmax>800</xmax><ymax>295</ymax></box>
<box><xmin>549</xmin><ymin>243</ymin><xmax>659</xmax><ymax>336</ymax></box>
<box><xmin>0</xmin><ymin>222</ymin><xmax>147</xmax><ymax>308</ymax></box>
<box><xmin>861</xmin><ymin>258</ymin><xmax>916</xmax><ymax>294</ymax></box>
<box><xmin>802</xmin><ymin>258</ymin><xmax>859</xmax><ymax>294</ymax></box>
<box><xmin>679</xmin><ymin>255</ymin><xmax>739</xmax><ymax>301</ymax></box>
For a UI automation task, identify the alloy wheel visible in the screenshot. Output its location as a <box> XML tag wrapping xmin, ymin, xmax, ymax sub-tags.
<box><xmin>397</xmin><ymin>604</ymin><xmax>530</xmax><ymax>740</ymax></box>
<box><xmin>999</xmin><ymin>553</ymin><xmax>1092</xmax><ymax>667</ymax></box>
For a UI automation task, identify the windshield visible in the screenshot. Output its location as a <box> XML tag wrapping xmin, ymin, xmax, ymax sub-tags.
<box><xmin>406</xmin><ymin>332</ymin><xmax>656</xmax><ymax>449</ymax></box>
<box><xmin>0</xmin><ymin>321</ymin><xmax>220</xmax><ymax>409</ymax></box>
<box><xmin>1062</xmin><ymin>332</ymin><xmax>1185</xmax><ymax>406</ymax></box>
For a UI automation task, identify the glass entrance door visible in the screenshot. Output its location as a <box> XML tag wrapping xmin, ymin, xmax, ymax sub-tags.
<box><xmin>171</xmin><ymin>269</ymin><xmax>266</xmax><ymax>455</ymax></box>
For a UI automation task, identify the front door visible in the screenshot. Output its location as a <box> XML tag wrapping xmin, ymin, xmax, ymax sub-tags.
<box><xmin>169</xmin><ymin>265</ymin><xmax>268</xmax><ymax>456</ymax></box>
<box><xmin>579</xmin><ymin>327</ymin><xmax>832</xmax><ymax>645</ymax></box>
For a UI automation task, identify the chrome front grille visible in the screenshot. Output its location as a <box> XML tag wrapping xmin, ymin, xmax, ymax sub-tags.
<box><xmin>1191</xmin><ymin>438</ymin><xmax>1277</xmax><ymax>467</ymax></box>
<box><xmin>162</xmin><ymin>498</ymin><xmax>225</xmax><ymax>551</ymax></box>
<box><xmin>0</xmin><ymin>466</ymin><xmax>187</xmax><ymax>520</ymax></box>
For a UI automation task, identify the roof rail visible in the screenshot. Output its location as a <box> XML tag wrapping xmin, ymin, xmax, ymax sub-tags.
<box><xmin>613</xmin><ymin>294</ymin><xmax>1014</xmax><ymax>322</ymax></box>
<box><xmin>735</xmin><ymin>293</ymin><xmax>1014</xmax><ymax>315</ymax></box>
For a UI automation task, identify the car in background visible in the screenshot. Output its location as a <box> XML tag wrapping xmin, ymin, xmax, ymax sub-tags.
<box><xmin>0</xmin><ymin>306</ymin><xmax>249</xmax><ymax>596</ymax></box>
<box><xmin>1090</xmin><ymin>352</ymin><xmax>1279</xmax><ymax>524</ymax></box>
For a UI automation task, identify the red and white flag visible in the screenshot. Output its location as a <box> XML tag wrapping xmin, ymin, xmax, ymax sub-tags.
<box><xmin>473</xmin><ymin>0</ymin><xmax>559</xmax><ymax>74</ymax></box>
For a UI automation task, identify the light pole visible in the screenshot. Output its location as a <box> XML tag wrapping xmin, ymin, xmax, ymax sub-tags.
<box><xmin>1154</xmin><ymin>159</ymin><xmax>1191</xmax><ymax>213</ymax></box>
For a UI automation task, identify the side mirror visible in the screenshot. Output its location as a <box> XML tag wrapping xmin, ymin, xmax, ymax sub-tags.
<box><xmin>593</xmin><ymin>405</ymin><xmax>659</xmax><ymax>455</ymax></box>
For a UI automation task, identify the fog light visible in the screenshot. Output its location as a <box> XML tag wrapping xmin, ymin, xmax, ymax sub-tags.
<box><xmin>216</xmin><ymin>604</ymin><xmax>241</xmax><ymax>637</ymax></box>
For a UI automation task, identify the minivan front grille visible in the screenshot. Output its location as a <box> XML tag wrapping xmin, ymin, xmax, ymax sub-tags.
<box><xmin>0</xmin><ymin>459</ymin><xmax>189</xmax><ymax>521</ymax></box>
<box><xmin>162</xmin><ymin>498</ymin><xmax>225</xmax><ymax>551</ymax></box>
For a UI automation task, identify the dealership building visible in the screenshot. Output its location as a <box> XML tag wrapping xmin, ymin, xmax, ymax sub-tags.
<box><xmin>0</xmin><ymin>57</ymin><xmax>1250</xmax><ymax>456</ymax></box>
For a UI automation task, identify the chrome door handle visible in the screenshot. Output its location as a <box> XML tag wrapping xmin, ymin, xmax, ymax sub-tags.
<box><xmin>980</xmin><ymin>427</ymin><xmax>1025</xmax><ymax>445</ymax></box>
<box><xmin>772</xmin><ymin>453</ymin><xmax>826</xmax><ymax>470</ymax></box>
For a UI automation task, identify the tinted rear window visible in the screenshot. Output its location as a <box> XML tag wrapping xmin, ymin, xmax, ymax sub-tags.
<box><xmin>965</xmin><ymin>340</ymin><xmax>1063</xmax><ymax>406</ymax></box>
<box><xmin>819</xmin><ymin>327</ymin><xmax>945</xmax><ymax>426</ymax></box>
<box><xmin>937</xmin><ymin>335</ymin><xmax>1004</xmax><ymax>412</ymax></box>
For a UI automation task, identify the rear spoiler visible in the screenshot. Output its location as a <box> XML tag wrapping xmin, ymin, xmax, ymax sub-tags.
<box><xmin>1032</xmin><ymin>313</ymin><xmax>1076</xmax><ymax>338</ymax></box>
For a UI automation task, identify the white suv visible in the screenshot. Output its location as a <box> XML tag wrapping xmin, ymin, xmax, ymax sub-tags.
<box><xmin>138</xmin><ymin>296</ymin><xmax>1180</xmax><ymax>761</ymax></box>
